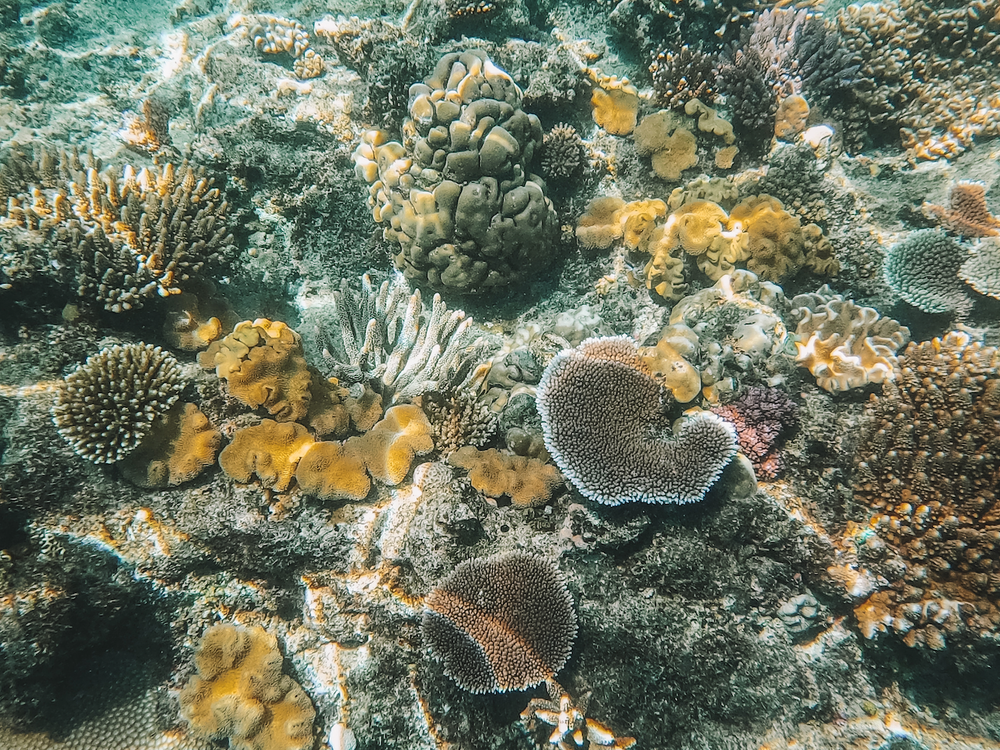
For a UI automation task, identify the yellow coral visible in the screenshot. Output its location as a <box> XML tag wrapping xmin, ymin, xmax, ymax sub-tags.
<box><xmin>640</xmin><ymin>340</ymin><xmax>702</xmax><ymax>403</ymax></box>
<box><xmin>641</xmin><ymin>224</ymin><xmax>687</xmax><ymax>300</ymax></box>
<box><xmin>575</xmin><ymin>196</ymin><xmax>626</xmax><ymax>250</ymax></box>
<box><xmin>199</xmin><ymin>319</ymin><xmax>313</xmax><ymax>422</ymax></box>
<box><xmin>305</xmin><ymin>375</ymin><xmax>352</xmax><ymax>438</ymax></box>
<box><xmin>774</xmin><ymin>95</ymin><xmax>810</xmax><ymax>140</ymax></box>
<box><xmin>650</xmin><ymin>128</ymin><xmax>698</xmax><ymax>181</ymax></box>
<box><xmin>218</xmin><ymin>420</ymin><xmax>315</xmax><ymax>491</ymax></box>
<box><xmin>118</xmin><ymin>403</ymin><xmax>222</xmax><ymax>488</ymax></box>
<box><xmin>591</xmin><ymin>77</ymin><xmax>639</xmax><ymax>136</ymax></box>
<box><xmin>714</xmin><ymin>145</ymin><xmax>739</xmax><ymax>169</ymax></box>
<box><xmin>619</xmin><ymin>199</ymin><xmax>667</xmax><ymax>249</ymax></box>
<box><xmin>448</xmin><ymin>447</ymin><xmax>563</xmax><ymax>507</ymax></box>
<box><xmin>162</xmin><ymin>282</ymin><xmax>236</xmax><ymax>351</ymax></box>
<box><xmin>356</xmin><ymin>404</ymin><xmax>434</xmax><ymax>485</ymax></box>
<box><xmin>633</xmin><ymin>111</ymin><xmax>680</xmax><ymax>155</ymax></box>
<box><xmin>728</xmin><ymin>196</ymin><xmax>804</xmax><ymax>282</ymax></box>
<box><xmin>295</xmin><ymin>440</ymin><xmax>371</xmax><ymax>501</ymax></box>
<box><xmin>684</xmin><ymin>98</ymin><xmax>736</xmax><ymax>144</ymax></box>
<box><xmin>179</xmin><ymin>623</ymin><xmax>316</xmax><ymax>750</ymax></box>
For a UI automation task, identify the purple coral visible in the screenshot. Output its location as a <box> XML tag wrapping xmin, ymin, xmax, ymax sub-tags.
<box><xmin>712</xmin><ymin>386</ymin><xmax>798</xmax><ymax>479</ymax></box>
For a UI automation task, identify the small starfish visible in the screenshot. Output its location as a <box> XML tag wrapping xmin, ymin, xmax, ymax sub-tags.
<box><xmin>521</xmin><ymin>680</ymin><xmax>636</xmax><ymax>750</ymax></box>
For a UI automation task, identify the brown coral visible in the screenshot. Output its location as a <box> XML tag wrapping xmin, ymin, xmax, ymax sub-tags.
<box><xmin>356</xmin><ymin>404</ymin><xmax>434</xmax><ymax>485</ymax></box>
<box><xmin>448</xmin><ymin>446</ymin><xmax>563</xmax><ymax>507</ymax></box>
<box><xmin>591</xmin><ymin>77</ymin><xmax>640</xmax><ymax>136</ymax></box>
<box><xmin>923</xmin><ymin>181</ymin><xmax>1000</xmax><ymax>238</ymax></box>
<box><xmin>179</xmin><ymin>623</ymin><xmax>316</xmax><ymax>750</ymax></box>
<box><xmin>118</xmin><ymin>403</ymin><xmax>222</xmax><ymax>488</ymax></box>
<box><xmin>729</xmin><ymin>196</ymin><xmax>805</xmax><ymax>282</ymax></box>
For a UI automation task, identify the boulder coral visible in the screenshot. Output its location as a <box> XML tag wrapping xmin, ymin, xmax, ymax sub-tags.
<box><xmin>352</xmin><ymin>51</ymin><xmax>558</xmax><ymax>295</ymax></box>
<box><xmin>179</xmin><ymin>623</ymin><xmax>316</xmax><ymax>750</ymax></box>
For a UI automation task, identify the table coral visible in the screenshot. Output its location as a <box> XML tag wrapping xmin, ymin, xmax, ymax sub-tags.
<box><xmin>791</xmin><ymin>287</ymin><xmax>909</xmax><ymax>393</ymax></box>
<box><xmin>118</xmin><ymin>403</ymin><xmax>222</xmax><ymax>488</ymax></box>
<box><xmin>352</xmin><ymin>51</ymin><xmax>558</xmax><ymax>295</ymax></box>
<box><xmin>852</xmin><ymin>332</ymin><xmax>1000</xmax><ymax>648</ymax></box>
<box><xmin>0</xmin><ymin>147</ymin><xmax>234</xmax><ymax>312</ymax></box>
<box><xmin>960</xmin><ymin>240</ymin><xmax>1000</xmax><ymax>300</ymax></box>
<box><xmin>422</xmin><ymin>552</ymin><xmax>577</xmax><ymax>693</ymax></box>
<box><xmin>448</xmin><ymin>446</ymin><xmax>562</xmax><ymax>507</ymax></box>
<box><xmin>883</xmin><ymin>229</ymin><xmax>973</xmax><ymax>314</ymax></box>
<box><xmin>537</xmin><ymin>336</ymin><xmax>737</xmax><ymax>505</ymax></box>
<box><xmin>52</xmin><ymin>343</ymin><xmax>184</xmax><ymax>465</ymax></box>
<box><xmin>179</xmin><ymin>623</ymin><xmax>316</xmax><ymax>750</ymax></box>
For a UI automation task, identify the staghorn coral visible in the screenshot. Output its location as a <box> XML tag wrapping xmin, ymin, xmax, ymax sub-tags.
<box><xmin>791</xmin><ymin>287</ymin><xmax>909</xmax><ymax>393</ymax></box>
<box><xmin>836</xmin><ymin>0</ymin><xmax>1000</xmax><ymax>160</ymax></box>
<box><xmin>199</xmin><ymin>319</ymin><xmax>316</xmax><ymax>425</ymax></box>
<box><xmin>852</xmin><ymin>332</ymin><xmax>1000</xmax><ymax>648</ymax></box>
<box><xmin>650</xmin><ymin>46</ymin><xmax>717</xmax><ymax>110</ymax></box>
<box><xmin>422</xmin><ymin>552</ymin><xmax>577</xmax><ymax>693</ymax></box>
<box><xmin>179</xmin><ymin>623</ymin><xmax>316</xmax><ymax>750</ymax></box>
<box><xmin>883</xmin><ymin>229</ymin><xmax>973</xmax><ymax>314</ymax></box>
<box><xmin>52</xmin><ymin>343</ymin><xmax>184</xmax><ymax>464</ymax></box>
<box><xmin>118</xmin><ymin>403</ymin><xmax>221</xmax><ymax>488</ymax></box>
<box><xmin>540</xmin><ymin>123</ymin><xmax>586</xmax><ymax>184</ymax></box>
<box><xmin>352</xmin><ymin>51</ymin><xmax>558</xmax><ymax>295</ymax></box>
<box><xmin>218</xmin><ymin>420</ymin><xmax>315</xmax><ymax>492</ymax></box>
<box><xmin>537</xmin><ymin>336</ymin><xmax>737</xmax><ymax>505</ymax></box>
<box><xmin>320</xmin><ymin>273</ymin><xmax>490</xmax><ymax>403</ymax></box>
<box><xmin>756</xmin><ymin>143</ymin><xmax>829</xmax><ymax>227</ymax></box>
<box><xmin>448</xmin><ymin>446</ymin><xmax>563</xmax><ymax>507</ymax></box>
<box><xmin>923</xmin><ymin>181</ymin><xmax>1000</xmax><ymax>238</ymax></box>
<box><xmin>711</xmin><ymin>386</ymin><xmax>798</xmax><ymax>479</ymax></box>
<box><xmin>0</xmin><ymin>146</ymin><xmax>234</xmax><ymax>312</ymax></box>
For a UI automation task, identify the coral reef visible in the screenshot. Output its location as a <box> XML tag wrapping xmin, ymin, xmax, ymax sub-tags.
<box><xmin>590</xmin><ymin>76</ymin><xmax>639</xmax><ymax>136</ymax></box>
<box><xmin>537</xmin><ymin>336</ymin><xmax>737</xmax><ymax>505</ymax></box>
<box><xmin>791</xmin><ymin>287</ymin><xmax>910</xmax><ymax>392</ymax></box>
<box><xmin>118</xmin><ymin>403</ymin><xmax>221</xmax><ymax>488</ymax></box>
<box><xmin>923</xmin><ymin>181</ymin><xmax>1000</xmax><ymax>238</ymax></box>
<box><xmin>179</xmin><ymin>623</ymin><xmax>316</xmax><ymax>750</ymax></box>
<box><xmin>422</xmin><ymin>552</ymin><xmax>576</xmax><ymax>693</ymax></box>
<box><xmin>711</xmin><ymin>386</ymin><xmax>798</xmax><ymax>479</ymax></box>
<box><xmin>540</xmin><ymin>123</ymin><xmax>586</xmax><ymax>184</ymax></box>
<box><xmin>650</xmin><ymin>46</ymin><xmax>717</xmax><ymax>111</ymax></box>
<box><xmin>219</xmin><ymin>420</ymin><xmax>315</xmax><ymax>492</ymax></box>
<box><xmin>448</xmin><ymin>446</ymin><xmax>562</xmax><ymax>507</ymax></box>
<box><xmin>852</xmin><ymin>332</ymin><xmax>1000</xmax><ymax>648</ymax></box>
<box><xmin>883</xmin><ymin>229</ymin><xmax>973</xmax><ymax>314</ymax></box>
<box><xmin>352</xmin><ymin>51</ymin><xmax>559</xmax><ymax>295</ymax></box>
<box><xmin>960</xmin><ymin>240</ymin><xmax>1000</xmax><ymax>300</ymax></box>
<box><xmin>0</xmin><ymin>147</ymin><xmax>234</xmax><ymax>312</ymax></box>
<box><xmin>52</xmin><ymin>343</ymin><xmax>184</xmax><ymax>464</ymax></box>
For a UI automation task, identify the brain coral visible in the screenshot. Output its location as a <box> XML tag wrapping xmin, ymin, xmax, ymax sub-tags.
<box><xmin>852</xmin><ymin>332</ymin><xmax>1000</xmax><ymax>648</ymax></box>
<box><xmin>791</xmin><ymin>286</ymin><xmax>910</xmax><ymax>392</ymax></box>
<box><xmin>352</xmin><ymin>51</ymin><xmax>558</xmax><ymax>295</ymax></box>
<box><xmin>422</xmin><ymin>552</ymin><xmax>576</xmax><ymax>693</ymax></box>
<box><xmin>179</xmin><ymin>623</ymin><xmax>316</xmax><ymax>750</ymax></box>
<box><xmin>537</xmin><ymin>336</ymin><xmax>737</xmax><ymax>505</ymax></box>
<box><xmin>52</xmin><ymin>343</ymin><xmax>184</xmax><ymax>464</ymax></box>
<box><xmin>883</xmin><ymin>229</ymin><xmax>972</xmax><ymax>314</ymax></box>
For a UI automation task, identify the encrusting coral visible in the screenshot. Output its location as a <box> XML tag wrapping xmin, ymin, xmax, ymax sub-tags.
<box><xmin>537</xmin><ymin>336</ymin><xmax>737</xmax><ymax>505</ymax></box>
<box><xmin>179</xmin><ymin>623</ymin><xmax>316</xmax><ymax>750</ymax></box>
<box><xmin>352</xmin><ymin>51</ymin><xmax>558</xmax><ymax>295</ymax></box>
<box><xmin>851</xmin><ymin>332</ymin><xmax>1000</xmax><ymax>649</ymax></box>
<box><xmin>53</xmin><ymin>343</ymin><xmax>184</xmax><ymax>465</ymax></box>
<box><xmin>0</xmin><ymin>145</ymin><xmax>234</xmax><ymax>312</ymax></box>
<box><xmin>791</xmin><ymin>287</ymin><xmax>909</xmax><ymax>392</ymax></box>
<box><xmin>422</xmin><ymin>552</ymin><xmax>577</xmax><ymax>693</ymax></box>
<box><xmin>448</xmin><ymin>446</ymin><xmax>562</xmax><ymax>507</ymax></box>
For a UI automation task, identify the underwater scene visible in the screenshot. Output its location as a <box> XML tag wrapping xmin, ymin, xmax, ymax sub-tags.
<box><xmin>2</xmin><ymin>0</ymin><xmax>1000</xmax><ymax>748</ymax></box>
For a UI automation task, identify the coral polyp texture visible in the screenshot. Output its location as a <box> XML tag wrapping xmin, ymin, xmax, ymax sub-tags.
<box><xmin>851</xmin><ymin>332</ymin><xmax>1000</xmax><ymax>648</ymax></box>
<box><xmin>52</xmin><ymin>343</ymin><xmax>184</xmax><ymax>464</ymax></box>
<box><xmin>179</xmin><ymin>623</ymin><xmax>316</xmax><ymax>750</ymax></box>
<box><xmin>352</xmin><ymin>51</ymin><xmax>558</xmax><ymax>295</ymax></box>
<box><xmin>711</xmin><ymin>386</ymin><xmax>798</xmax><ymax>479</ymax></box>
<box><xmin>422</xmin><ymin>552</ymin><xmax>577</xmax><ymax>693</ymax></box>
<box><xmin>836</xmin><ymin>0</ymin><xmax>1000</xmax><ymax>159</ymax></box>
<box><xmin>0</xmin><ymin>145</ymin><xmax>234</xmax><ymax>311</ymax></box>
<box><xmin>883</xmin><ymin>229</ymin><xmax>972</xmax><ymax>314</ymax></box>
<box><xmin>537</xmin><ymin>336</ymin><xmax>737</xmax><ymax>505</ymax></box>
<box><xmin>924</xmin><ymin>181</ymin><xmax>1000</xmax><ymax>238</ymax></box>
<box><xmin>650</xmin><ymin>46</ymin><xmax>717</xmax><ymax>111</ymax></box>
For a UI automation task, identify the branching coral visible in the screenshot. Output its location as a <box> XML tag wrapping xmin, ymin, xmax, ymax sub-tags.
<box><xmin>0</xmin><ymin>145</ymin><xmax>234</xmax><ymax>311</ymax></box>
<box><xmin>320</xmin><ymin>273</ymin><xmax>491</xmax><ymax>403</ymax></box>
<box><xmin>852</xmin><ymin>332</ymin><xmax>1000</xmax><ymax>648</ymax></box>
<box><xmin>540</xmin><ymin>123</ymin><xmax>586</xmax><ymax>183</ymax></box>
<box><xmin>53</xmin><ymin>343</ymin><xmax>184</xmax><ymax>464</ymax></box>
<box><xmin>791</xmin><ymin>287</ymin><xmax>909</xmax><ymax>392</ymax></box>
<box><xmin>650</xmin><ymin>46</ymin><xmax>717</xmax><ymax>110</ymax></box>
<box><xmin>537</xmin><ymin>336</ymin><xmax>737</xmax><ymax>505</ymax></box>
<box><xmin>422</xmin><ymin>552</ymin><xmax>577</xmax><ymax>693</ymax></box>
<box><xmin>179</xmin><ymin>623</ymin><xmax>316</xmax><ymax>750</ymax></box>
<box><xmin>352</xmin><ymin>51</ymin><xmax>558</xmax><ymax>294</ymax></box>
